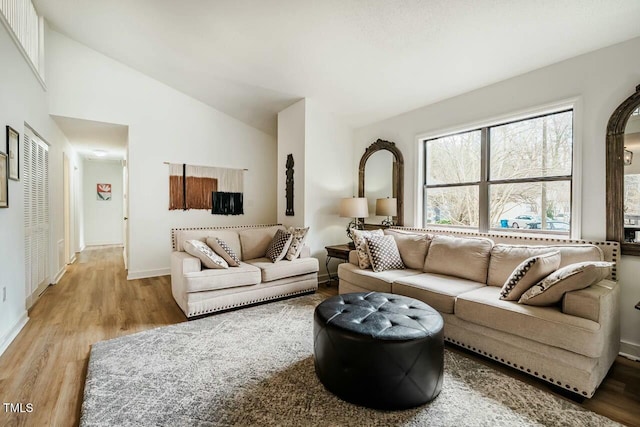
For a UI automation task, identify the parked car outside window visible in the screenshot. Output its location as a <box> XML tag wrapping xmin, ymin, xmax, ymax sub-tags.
<box><xmin>526</xmin><ymin>221</ymin><xmax>570</xmax><ymax>231</ymax></box>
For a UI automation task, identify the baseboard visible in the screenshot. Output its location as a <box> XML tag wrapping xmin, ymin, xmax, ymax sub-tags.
<box><xmin>317</xmin><ymin>272</ymin><xmax>330</xmax><ymax>285</ymax></box>
<box><xmin>70</xmin><ymin>253</ymin><xmax>77</xmax><ymax>264</ymax></box>
<box><xmin>0</xmin><ymin>312</ymin><xmax>29</xmax><ymax>357</ymax></box>
<box><xmin>127</xmin><ymin>268</ymin><xmax>170</xmax><ymax>280</ymax></box>
<box><xmin>52</xmin><ymin>266</ymin><xmax>66</xmax><ymax>284</ymax></box>
<box><xmin>620</xmin><ymin>340</ymin><xmax>640</xmax><ymax>361</ymax></box>
<box><xmin>85</xmin><ymin>241</ymin><xmax>124</xmax><ymax>247</ymax></box>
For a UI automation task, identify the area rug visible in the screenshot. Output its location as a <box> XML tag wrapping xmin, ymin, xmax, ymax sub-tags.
<box><xmin>80</xmin><ymin>294</ymin><xmax>619</xmax><ymax>426</ymax></box>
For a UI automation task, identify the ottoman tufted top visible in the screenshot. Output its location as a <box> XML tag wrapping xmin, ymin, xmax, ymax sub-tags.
<box><xmin>315</xmin><ymin>292</ymin><xmax>443</xmax><ymax>340</ymax></box>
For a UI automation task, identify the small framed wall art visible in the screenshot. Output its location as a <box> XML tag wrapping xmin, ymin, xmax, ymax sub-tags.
<box><xmin>6</xmin><ymin>126</ymin><xmax>19</xmax><ymax>181</ymax></box>
<box><xmin>97</xmin><ymin>183</ymin><xmax>112</xmax><ymax>201</ymax></box>
<box><xmin>0</xmin><ymin>151</ymin><xmax>8</xmax><ymax>208</ymax></box>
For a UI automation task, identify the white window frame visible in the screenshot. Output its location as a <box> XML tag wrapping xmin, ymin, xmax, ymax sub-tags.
<box><xmin>414</xmin><ymin>98</ymin><xmax>582</xmax><ymax>240</ymax></box>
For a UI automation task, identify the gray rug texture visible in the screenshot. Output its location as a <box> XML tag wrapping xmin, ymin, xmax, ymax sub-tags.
<box><xmin>80</xmin><ymin>294</ymin><xmax>619</xmax><ymax>426</ymax></box>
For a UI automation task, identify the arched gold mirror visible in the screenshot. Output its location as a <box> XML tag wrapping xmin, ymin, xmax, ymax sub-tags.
<box><xmin>358</xmin><ymin>139</ymin><xmax>404</xmax><ymax>226</ymax></box>
<box><xmin>606</xmin><ymin>84</ymin><xmax>640</xmax><ymax>255</ymax></box>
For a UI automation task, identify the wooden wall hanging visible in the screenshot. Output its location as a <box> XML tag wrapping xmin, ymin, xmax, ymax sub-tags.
<box><xmin>286</xmin><ymin>154</ymin><xmax>294</xmax><ymax>216</ymax></box>
<box><xmin>168</xmin><ymin>163</ymin><xmax>244</xmax><ymax>213</ymax></box>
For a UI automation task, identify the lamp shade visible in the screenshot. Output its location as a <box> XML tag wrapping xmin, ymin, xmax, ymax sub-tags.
<box><xmin>339</xmin><ymin>197</ymin><xmax>369</xmax><ymax>218</ymax></box>
<box><xmin>376</xmin><ymin>198</ymin><xmax>397</xmax><ymax>216</ymax></box>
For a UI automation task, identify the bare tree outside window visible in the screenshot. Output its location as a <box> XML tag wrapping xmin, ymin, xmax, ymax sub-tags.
<box><xmin>424</xmin><ymin>110</ymin><xmax>573</xmax><ymax>235</ymax></box>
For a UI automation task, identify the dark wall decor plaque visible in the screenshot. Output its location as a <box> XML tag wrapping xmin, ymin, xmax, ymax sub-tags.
<box><xmin>286</xmin><ymin>154</ymin><xmax>294</xmax><ymax>216</ymax></box>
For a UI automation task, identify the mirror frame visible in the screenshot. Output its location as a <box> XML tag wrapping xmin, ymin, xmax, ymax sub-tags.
<box><xmin>358</xmin><ymin>139</ymin><xmax>404</xmax><ymax>226</ymax></box>
<box><xmin>606</xmin><ymin>84</ymin><xmax>640</xmax><ymax>255</ymax></box>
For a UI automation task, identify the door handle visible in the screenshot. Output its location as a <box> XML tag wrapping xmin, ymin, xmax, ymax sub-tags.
<box><xmin>124</xmin><ymin>217</ymin><xmax>128</xmax><ymax>220</ymax></box>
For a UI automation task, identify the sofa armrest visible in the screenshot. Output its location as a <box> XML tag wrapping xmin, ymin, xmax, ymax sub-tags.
<box><xmin>562</xmin><ymin>279</ymin><xmax>618</xmax><ymax>323</ymax></box>
<box><xmin>299</xmin><ymin>245</ymin><xmax>311</xmax><ymax>258</ymax></box>
<box><xmin>349</xmin><ymin>250</ymin><xmax>358</xmax><ymax>265</ymax></box>
<box><xmin>171</xmin><ymin>251</ymin><xmax>202</xmax><ymax>275</ymax></box>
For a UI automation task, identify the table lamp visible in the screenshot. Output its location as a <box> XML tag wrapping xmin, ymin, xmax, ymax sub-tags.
<box><xmin>376</xmin><ymin>197</ymin><xmax>397</xmax><ymax>226</ymax></box>
<box><xmin>339</xmin><ymin>197</ymin><xmax>369</xmax><ymax>243</ymax></box>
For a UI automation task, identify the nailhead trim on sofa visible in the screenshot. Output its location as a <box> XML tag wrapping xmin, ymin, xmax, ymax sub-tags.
<box><xmin>444</xmin><ymin>336</ymin><xmax>593</xmax><ymax>397</ymax></box>
<box><xmin>187</xmin><ymin>287</ymin><xmax>316</xmax><ymax>317</ymax></box>
<box><xmin>171</xmin><ymin>224</ymin><xmax>281</xmax><ymax>251</ymax></box>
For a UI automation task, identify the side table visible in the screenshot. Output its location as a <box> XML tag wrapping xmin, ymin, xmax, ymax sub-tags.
<box><xmin>324</xmin><ymin>244</ymin><xmax>352</xmax><ymax>286</ymax></box>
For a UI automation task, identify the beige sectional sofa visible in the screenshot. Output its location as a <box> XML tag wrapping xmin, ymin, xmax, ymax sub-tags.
<box><xmin>338</xmin><ymin>227</ymin><xmax>620</xmax><ymax>398</ymax></box>
<box><xmin>171</xmin><ymin>225</ymin><xmax>319</xmax><ymax>318</ymax></box>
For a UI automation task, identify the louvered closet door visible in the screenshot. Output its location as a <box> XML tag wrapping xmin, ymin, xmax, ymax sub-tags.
<box><xmin>23</xmin><ymin>128</ymin><xmax>49</xmax><ymax>299</ymax></box>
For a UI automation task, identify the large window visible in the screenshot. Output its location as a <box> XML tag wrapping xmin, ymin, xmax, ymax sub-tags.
<box><xmin>424</xmin><ymin>109</ymin><xmax>573</xmax><ymax>235</ymax></box>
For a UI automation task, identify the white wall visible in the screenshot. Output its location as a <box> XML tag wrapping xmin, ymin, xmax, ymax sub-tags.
<box><xmin>304</xmin><ymin>99</ymin><xmax>354</xmax><ymax>276</ymax></box>
<box><xmin>82</xmin><ymin>159</ymin><xmax>123</xmax><ymax>246</ymax></box>
<box><xmin>277</xmin><ymin>99</ymin><xmax>306</xmax><ymax>228</ymax></box>
<box><xmin>354</xmin><ymin>36</ymin><xmax>640</xmax><ymax>357</ymax></box>
<box><xmin>0</xmin><ymin>21</ymin><xmax>80</xmax><ymax>356</ymax></box>
<box><xmin>45</xmin><ymin>30</ymin><xmax>277</xmax><ymax>279</ymax></box>
<box><xmin>277</xmin><ymin>98</ymin><xmax>353</xmax><ymax>282</ymax></box>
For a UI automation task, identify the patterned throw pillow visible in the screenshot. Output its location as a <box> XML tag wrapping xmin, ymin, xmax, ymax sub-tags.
<box><xmin>206</xmin><ymin>237</ymin><xmax>241</xmax><ymax>267</ymax></box>
<box><xmin>265</xmin><ymin>229</ymin><xmax>293</xmax><ymax>263</ymax></box>
<box><xmin>519</xmin><ymin>261</ymin><xmax>614</xmax><ymax>306</ymax></box>
<box><xmin>499</xmin><ymin>251</ymin><xmax>560</xmax><ymax>301</ymax></box>
<box><xmin>351</xmin><ymin>228</ymin><xmax>384</xmax><ymax>269</ymax></box>
<box><xmin>364</xmin><ymin>235</ymin><xmax>405</xmax><ymax>272</ymax></box>
<box><xmin>285</xmin><ymin>227</ymin><xmax>310</xmax><ymax>261</ymax></box>
<box><xmin>183</xmin><ymin>239</ymin><xmax>229</xmax><ymax>269</ymax></box>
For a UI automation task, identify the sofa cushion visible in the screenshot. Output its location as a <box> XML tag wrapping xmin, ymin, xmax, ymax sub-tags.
<box><xmin>246</xmin><ymin>257</ymin><xmax>319</xmax><ymax>283</ymax></box>
<box><xmin>365</xmin><ymin>235</ymin><xmax>405</xmax><ymax>272</ymax></box>
<box><xmin>183</xmin><ymin>262</ymin><xmax>261</xmax><ymax>293</ymax></box>
<box><xmin>238</xmin><ymin>226</ymin><xmax>284</xmax><ymax>260</ymax></box>
<box><xmin>383</xmin><ymin>229</ymin><xmax>431</xmax><ymax>270</ymax></box>
<box><xmin>487</xmin><ymin>245</ymin><xmax>560</xmax><ymax>287</ymax></box>
<box><xmin>499</xmin><ymin>251</ymin><xmax>560</xmax><ymax>301</ymax></box>
<box><xmin>176</xmin><ymin>229</ymin><xmax>241</xmax><ymax>256</ymax></box>
<box><xmin>455</xmin><ymin>286</ymin><xmax>603</xmax><ymax>357</ymax></box>
<box><xmin>352</xmin><ymin>228</ymin><xmax>384</xmax><ymax>269</ymax></box>
<box><xmin>423</xmin><ymin>235</ymin><xmax>493</xmax><ymax>283</ymax></box>
<box><xmin>206</xmin><ymin>237</ymin><xmax>240</xmax><ymax>267</ymax></box>
<box><xmin>285</xmin><ymin>227</ymin><xmax>310</xmax><ymax>260</ymax></box>
<box><xmin>519</xmin><ymin>261</ymin><xmax>613</xmax><ymax>306</ymax></box>
<box><xmin>183</xmin><ymin>240</ymin><xmax>229</xmax><ymax>269</ymax></box>
<box><xmin>265</xmin><ymin>229</ymin><xmax>293</xmax><ymax>262</ymax></box>
<box><xmin>393</xmin><ymin>273</ymin><xmax>485</xmax><ymax>314</ymax></box>
<box><xmin>337</xmin><ymin>263</ymin><xmax>421</xmax><ymax>293</ymax></box>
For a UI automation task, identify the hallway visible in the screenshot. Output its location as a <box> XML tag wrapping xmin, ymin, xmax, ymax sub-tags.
<box><xmin>0</xmin><ymin>246</ymin><xmax>185</xmax><ymax>426</ymax></box>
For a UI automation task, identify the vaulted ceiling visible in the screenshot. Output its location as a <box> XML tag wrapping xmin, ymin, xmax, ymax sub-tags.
<box><xmin>36</xmin><ymin>0</ymin><xmax>640</xmax><ymax>136</ymax></box>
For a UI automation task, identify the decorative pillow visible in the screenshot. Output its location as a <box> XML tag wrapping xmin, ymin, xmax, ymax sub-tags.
<box><xmin>499</xmin><ymin>251</ymin><xmax>560</xmax><ymax>301</ymax></box>
<box><xmin>183</xmin><ymin>239</ymin><xmax>229</xmax><ymax>269</ymax></box>
<box><xmin>519</xmin><ymin>261</ymin><xmax>614</xmax><ymax>306</ymax></box>
<box><xmin>364</xmin><ymin>235</ymin><xmax>405</xmax><ymax>272</ymax></box>
<box><xmin>285</xmin><ymin>227</ymin><xmax>310</xmax><ymax>261</ymax></box>
<box><xmin>265</xmin><ymin>229</ymin><xmax>293</xmax><ymax>263</ymax></box>
<box><xmin>206</xmin><ymin>237</ymin><xmax>241</xmax><ymax>267</ymax></box>
<box><xmin>351</xmin><ymin>228</ymin><xmax>384</xmax><ymax>269</ymax></box>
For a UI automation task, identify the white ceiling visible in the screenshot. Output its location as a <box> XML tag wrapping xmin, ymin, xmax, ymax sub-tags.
<box><xmin>37</xmin><ymin>1</ymin><xmax>640</xmax><ymax>136</ymax></box>
<box><xmin>52</xmin><ymin>116</ymin><xmax>128</xmax><ymax>160</ymax></box>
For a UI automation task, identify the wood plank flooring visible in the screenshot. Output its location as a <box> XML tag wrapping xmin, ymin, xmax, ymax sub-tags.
<box><xmin>0</xmin><ymin>247</ymin><xmax>638</xmax><ymax>426</ymax></box>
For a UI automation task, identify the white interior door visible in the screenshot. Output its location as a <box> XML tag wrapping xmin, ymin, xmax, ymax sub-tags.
<box><xmin>122</xmin><ymin>162</ymin><xmax>128</xmax><ymax>270</ymax></box>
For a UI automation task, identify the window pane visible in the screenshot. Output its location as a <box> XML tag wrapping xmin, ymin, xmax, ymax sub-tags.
<box><xmin>426</xmin><ymin>130</ymin><xmax>481</xmax><ymax>185</ymax></box>
<box><xmin>624</xmin><ymin>174</ymin><xmax>640</xmax><ymax>217</ymax></box>
<box><xmin>490</xmin><ymin>181</ymin><xmax>571</xmax><ymax>233</ymax></box>
<box><xmin>425</xmin><ymin>186</ymin><xmax>479</xmax><ymax>227</ymax></box>
<box><xmin>490</xmin><ymin>111</ymin><xmax>572</xmax><ymax>180</ymax></box>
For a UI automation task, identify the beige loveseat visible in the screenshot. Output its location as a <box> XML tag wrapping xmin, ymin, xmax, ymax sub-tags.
<box><xmin>337</xmin><ymin>227</ymin><xmax>620</xmax><ymax>398</ymax></box>
<box><xmin>171</xmin><ymin>225</ymin><xmax>318</xmax><ymax>318</ymax></box>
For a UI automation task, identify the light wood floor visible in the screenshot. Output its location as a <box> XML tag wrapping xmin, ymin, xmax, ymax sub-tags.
<box><xmin>0</xmin><ymin>248</ymin><xmax>638</xmax><ymax>426</ymax></box>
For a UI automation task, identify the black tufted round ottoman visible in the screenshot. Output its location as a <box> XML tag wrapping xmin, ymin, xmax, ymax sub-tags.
<box><xmin>313</xmin><ymin>292</ymin><xmax>444</xmax><ymax>409</ymax></box>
